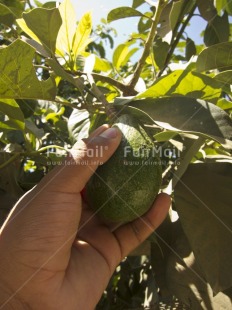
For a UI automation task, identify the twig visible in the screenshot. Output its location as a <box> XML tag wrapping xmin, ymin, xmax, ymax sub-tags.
<box><xmin>157</xmin><ymin>3</ymin><xmax>197</xmax><ymax>77</ymax></box>
<box><xmin>91</xmin><ymin>84</ymin><xmax>117</xmax><ymax>120</ymax></box>
<box><xmin>145</xmin><ymin>0</ymin><xmax>157</xmax><ymax>6</ymax></box>
<box><xmin>54</xmin><ymin>99</ymin><xmax>79</xmax><ymax>110</ymax></box>
<box><xmin>26</xmin><ymin>0</ymin><xmax>33</xmax><ymax>9</ymax></box>
<box><xmin>128</xmin><ymin>0</ymin><xmax>168</xmax><ymax>90</ymax></box>
<box><xmin>77</xmin><ymin>71</ymin><xmax>137</xmax><ymax>96</ymax></box>
<box><xmin>50</xmin><ymin>58</ymin><xmax>117</xmax><ymax>117</ymax></box>
<box><xmin>64</xmin><ymin>67</ymin><xmax>134</xmax><ymax>95</ymax></box>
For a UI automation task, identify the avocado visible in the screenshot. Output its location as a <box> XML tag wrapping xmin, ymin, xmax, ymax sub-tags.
<box><xmin>86</xmin><ymin>114</ymin><xmax>162</xmax><ymax>224</ymax></box>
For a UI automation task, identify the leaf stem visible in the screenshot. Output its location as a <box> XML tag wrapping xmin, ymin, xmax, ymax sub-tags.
<box><xmin>128</xmin><ymin>0</ymin><xmax>167</xmax><ymax>91</ymax></box>
<box><xmin>54</xmin><ymin>99</ymin><xmax>79</xmax><ymax>110</ymax></box>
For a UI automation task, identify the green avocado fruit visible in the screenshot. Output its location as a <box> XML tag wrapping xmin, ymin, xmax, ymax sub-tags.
<box><xmin>86</xmin><ymin>114</ymin><xmax>162</xmax><ymax>224</ymax></box>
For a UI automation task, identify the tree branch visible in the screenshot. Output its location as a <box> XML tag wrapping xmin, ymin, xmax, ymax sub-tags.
<box><xmin>157</xmin><ymin>3</ymin><xmax>197</xmax><ymax>77</ymax></box>
<box><xmin>54</xmin><ymin>99</ymin><xmax>79</xmax><ymax>110</ymax></box>
<box><xmin>26</xmin><ymin>0</ymin><xmax>33</xmax><ymax>9</ymax></box>
<box><xmin>79</xmin><ymin>71</ymin><xmax>137</xmax><ymax>96</ymax></box>
<box><xmin>64</xmin><ymin>69</ymin><xmax>137</xmax><ymax>96</ymax></box>
<box><xmin>128</xmin><ymin>0</ymin><xmax>168</xmax><ymax>91</ymax></box>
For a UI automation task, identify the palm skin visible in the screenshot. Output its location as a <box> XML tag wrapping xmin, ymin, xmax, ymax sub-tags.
<box><xmin>0</xmin><ymin>125</ymin><xmax>170</xmax><ymax>310</ymax></box>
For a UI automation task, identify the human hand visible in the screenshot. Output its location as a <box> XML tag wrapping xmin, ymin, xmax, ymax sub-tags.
<box><xmin>0</xmin><ymin>125</ymin><xmax>170</xmax><ymax>310</ymax></box>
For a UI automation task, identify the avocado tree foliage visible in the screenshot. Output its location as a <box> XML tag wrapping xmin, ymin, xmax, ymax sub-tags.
<box><xmin>0</xmin><ymin>0</ymin><xmax>232</xmax><ymax>308</ymax></box>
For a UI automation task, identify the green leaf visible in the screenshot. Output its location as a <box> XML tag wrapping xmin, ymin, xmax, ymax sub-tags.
<box><xmin>170</xmin><ymin>0</ymin><xmax>195</xmax><ymax>30</ymax></box>
<box><xmin>42</xmin><ymin>1</ymin><xmax>57</xmax><ymax>9</ymax></box>
<box><xmin>45</xmin><ymin>106</ymin><xmax>65</xmax><ymax>124</ymax></box>
<box><xmin>185</xmin><ymin>38</ymin><xmax>196</xmax><ymax>61</ymax></box>
<box><xmin>112</xmin><ymin>44</ymin><xmax>129</xmax><ymax>70</ymax></box>
<box><xmin>0</xmin><ymin>4</ymin><xmax>16</xmax><ymax>27</ymax></box>
<box><xmin>0</xmin><ymin>1</ymin><xmax>23</xmax><ymax>20</ymax></box>
<box><xmin>94</xmin><ymin>56</ymin><xmax>112</xmax><ymax>72</ymax></box>
<box><xmin>112</xmin><ymin>44</ymin><xmax>138</xmax><ymax>70</ymax></box>
<box><xmin>132</xmin><ymin>0</ymin><xmax>144</xmax><ymax>9</ymax></box>
<box><xmin>0</xmin><ymin>39</ymin><xmax>56</xmax><ymax>100</ymax></box>
<box><xmin>196</xmin><ymin>42</ymin><xmax>232</xmax><ymax>71</ymax></box>
<box><xmin>153</xmin><ymin>36</ymin><xmax>170</xmax><ymax>70</ymax></box>
<box><xmin>204</xmin><ymin>12</ymin><xmax>229</xmax><ymax>47</ymax></box>
<box><xmin>107</xmin><ymin>6</ymin><xmax>143</xmax><ymax>23</ymax></box>
<box><xmin>48</xmin><ymin>58</ymin><xmax>85</xmax><ymax>92</ymax></box>
<box><xmin>153</xmin><ymin>130</ymin><xmax>179</xmax><ymax>142</ymax></box>
<box><xmin>16</xmin><ymin>99</ymin><xmax>37</xmax><ymax>118</ymax></box>
<box><xmin>0</xmin><ymin>99</ymin><xmax>24</xmax><ymax>130</ymax></box>
<box><xmin>173</xmin><ymin>137</ymin><xmax>205</xmax><ymax>187</ymax></box>
<box><xmin>124</xmin><ymin>97</ymin><xmax>232</xmax><ymax>148</ymax></box>
<box><xmin>170</xmin><ymin>0</ymin><xmax>184</xmax><ymax>30</ymax></box>
<box><xmin>22</xmin><ymin>7</ymin><xmax>62</xmax><ymax>55</ymax></box>
<box><xmin>0</xmin><ymin>152</ymin><xmax>24</xmax><ymax>207</ymax></box>
<box><xmin>225</xmin><ymin>0</ymin><xmax>232</xmax><ymax>14</ymax></box>
<box><xmin>114</xmin><ymin>105</ymin><xmax>155</xmax><ymax>125</ymax></box>
<box><xmin>175</xmin><ymin>162</ymin><xmax>232</xmax><ymax>293</ymax></box>
<box><xmin>166</xmin><ymin>228</ymin><xmax>232</xmax><ymax>309</ymax></box>
<box><xmin>0</xmin><ymin>99</ymin><xmax>24</xmax><ymax>122</ymax></box>
<box><xmin>0</xmin><ymin>120</ymin><xmax>22</xmax><ymax>131</ymax></box>
<box><xmin>196</xmin><ymin>0</ymin><xmax>217</xmax><ymax>21</ymax></box>
<box><xmin>215</xmin><ymin>0</ymin><xmax>232</xmax><ymax>15</ymax></box>
<box><xmin>68</xmin><ymin>109</ymin><xmax>90</xmax><ymax>143</ymax></box>
<box><xmin>56</xmin><ymin>0</ymin><xmax>77</xmax><ymax>57</ymax></box>
<box><xmin>136</xmin><ymin>70</ymin><xmax>222</xmax><ymax>102</ymax></box>
<box><xmin>138</xmin><ymin>12</ymin><xmax>152</xmax><ymax>33</ymax></box>
<box><xmin>34</xmin><ymin>0</ymin><xmax>43</xmax><ymax>7</ymax></box>
<box><xmin>215</xmin><ymin>0</ymin><xmax>227</xmax><ymax>14</ymax></box>
<box><xmin>122</xmin><ymin>47</ymin><xmax>139</xmax><ymax>67</ymax></box>
<box><xmin>17</xmin><ymin>18</ymin><xmax>41</xmax><ymax>43</ymax></box>
<box><xmin>213</xmin><ymin>70</ymin><xmax>232</xmax><ymax>88</ymax></box>
<box><xmin>2</xmin><ymin>0</ymin><xmax>25</xmax><ymax>11</ymax></box>
<box><xmin>157</xmin><ymin>2</ymin><xmax>172</xmax><ymax>41</ymax></box>
<box><xmin>217</xmin><ymin>98</ymin><xmax>232</xmax><ymax>110</ymax></box>
<box><xmin>20</xmin><ymin>37</ymin><xmax>50</xmax><ymax>58</ymax></box>
<box><xmin>25</xmin><ymin>119</ymin><xmax>44</xmax><ymax>138</ymax></box>
<box><xmin>72</xmin><ymin>12</ymin><xmax>92</xmax><ymax>62</ymax></box>
<box><xmin>88</xmin><ymin>112</ymin><xmax>108</xmax><ymax>134</ymax></box>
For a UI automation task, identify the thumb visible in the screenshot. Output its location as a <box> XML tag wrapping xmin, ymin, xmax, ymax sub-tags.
<box><xmin>0</xmin><ymin>127</ymin><xmax>122</xmax><ymax>275</ymax></box>
<box><xmin>40</xmin><ymin>126</ymin><xmax>122</xmax><ymax>194</ymax></box>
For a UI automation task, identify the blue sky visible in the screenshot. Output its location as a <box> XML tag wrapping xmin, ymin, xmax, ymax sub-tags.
<box><xmin>34</xmin><ymin>0</ymin><xmax>207</xmax><ymax>59</ymax></box>
<box><xmin>72</xmin><ymin>0</ymin><xmax>147</xmax><ymax>54</ymax></box>
<box><xmin>70</xmin><ymin>0</ymin><xmax>206</xmax><ymax>46</ymax></box>
<box><xmin>73</xmin><ymin>0</ymin><xmax>207</xmax><ymax>62</ymax></box>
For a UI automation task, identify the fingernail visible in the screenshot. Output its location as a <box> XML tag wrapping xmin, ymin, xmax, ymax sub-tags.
<box><xmin>100</xmin><ymin>127</ymin><xmax>119</xmax><ymax>139</ymax></box>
